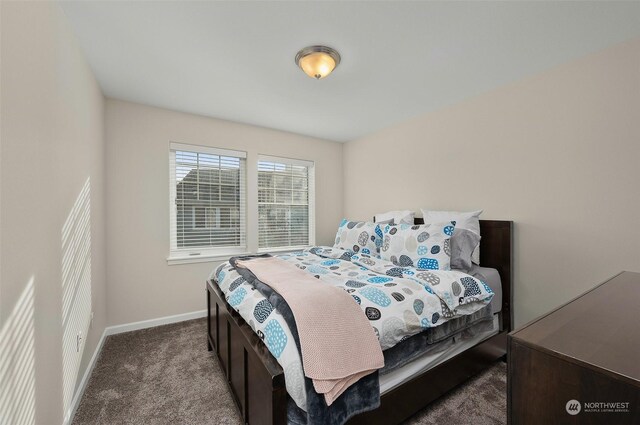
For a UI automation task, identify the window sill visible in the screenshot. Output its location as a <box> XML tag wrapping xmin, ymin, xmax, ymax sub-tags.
<box><xmin>167</xmin><ymin>252</ymin><xmax>250</xmax><ymax>266</ymax></box>
<box><xmin>256</xmin><ymin>246</ymin><xmax>311</xmax><ymax>254</ymax></box>
<box><xmin>168</xmin><ymin>246</ymin><xmax>313</xmax><ymax>265</ymax></box>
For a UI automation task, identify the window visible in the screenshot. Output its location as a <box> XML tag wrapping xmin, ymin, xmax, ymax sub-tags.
<box><xmin>258</xmin><ymin>156</ymin><xmax>315</xmax><ymax>251</ymax></box>
<box><xmin>169</xmin><ymin>143</ymin><xmax>246</xmax><ymax>260</ymax></box>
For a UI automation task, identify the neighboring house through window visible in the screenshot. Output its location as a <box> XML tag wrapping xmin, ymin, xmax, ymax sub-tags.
<box><xmin>169</xmin><ymin>143</ymin><xmax>246</xmax><ymax>260</ymax></box>
<box><xmin>257</xmin><ymin>155</ymin><xmax>315</xmax><ymax>251</ymax></box>
<box><xmin>190</xmin><ymin>206</ymin><xmax>240</xmax><ymax>230</ymax></box>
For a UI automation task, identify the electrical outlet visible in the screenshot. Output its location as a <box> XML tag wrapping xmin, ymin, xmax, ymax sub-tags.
<box><xmin>76</xmin><ymin>332</ymin><xmax>83</xmax><ymax>353</ymax></box>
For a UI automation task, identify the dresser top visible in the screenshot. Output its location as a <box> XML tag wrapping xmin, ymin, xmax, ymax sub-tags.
<box><xmin>511</xmin><ymin>271</ymin><xmax>640</xmax><ymax>385</ymax></box>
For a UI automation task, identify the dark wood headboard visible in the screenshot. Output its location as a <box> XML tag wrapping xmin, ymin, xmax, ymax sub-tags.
<box><xmin>479</xmin><ymin>220</ymin><xmax>513</xmax><ymax>331</ymax></box>
<box><xmin>413</xmin><ymin>218</ymin><xmax>514</xmax><ymax>331</ymax></box>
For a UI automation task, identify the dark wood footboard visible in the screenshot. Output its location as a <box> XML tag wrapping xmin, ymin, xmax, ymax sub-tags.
<box><xmin>207</xmin><ymin>219</ymin><xmax>513</xmax><ymax>425</ymax></box>
<box><xmin>207</xmin><ymin>280</ymin><xmax>287</xmax><ymax>425</ymax></box>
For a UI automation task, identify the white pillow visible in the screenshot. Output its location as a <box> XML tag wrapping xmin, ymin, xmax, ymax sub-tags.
<box><xmin>420</xmin><ymin>209</ymin><xmax>482</xmax><ymax>264</ymax></box>
<box><xmin>374</xmin><ymin>210</ymin><xmax>414</xmax><ymax>225</ymax></box>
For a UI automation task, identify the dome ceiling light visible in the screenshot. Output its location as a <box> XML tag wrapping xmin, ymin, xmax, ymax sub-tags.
<box><xmin>295</xmin><ymin>45</ymin><xmax>341</xmax><ymax>80</ymax></box>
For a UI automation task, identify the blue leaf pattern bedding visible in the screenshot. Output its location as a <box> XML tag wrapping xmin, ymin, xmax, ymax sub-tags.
<box><xmin>212</xmin><ymin>246</ymin><xmax>493</xmax><ymax>411</ymax></box>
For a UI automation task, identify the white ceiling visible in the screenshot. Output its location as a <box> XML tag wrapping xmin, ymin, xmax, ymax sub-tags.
<box><xmin>60</xmin><ymin>1</ymin><xmax>640</xmax><ymax>142</ymax></box>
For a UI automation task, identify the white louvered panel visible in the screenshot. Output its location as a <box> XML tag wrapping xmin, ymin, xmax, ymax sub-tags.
<box><xmin>169</xmin><ymin>143</ymin><xmax>246</xmax><ymax>258</ymax></box>
<box><xmin>257</xmin><ymin>156</ymin><xmax>315</xmax><ymax>251</ymax></box>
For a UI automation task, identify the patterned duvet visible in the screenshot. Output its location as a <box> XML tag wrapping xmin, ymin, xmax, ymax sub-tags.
<box><xmin>212</xmin><ymin>246</ymin><xmax>494</xmax><ymax>411</ymax></box>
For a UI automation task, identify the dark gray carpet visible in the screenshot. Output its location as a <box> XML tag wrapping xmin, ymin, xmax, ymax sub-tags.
<box><xmin>73</xmin><ymin>318</ymin><xmax>506</xmax><ymax>425</ymax></box>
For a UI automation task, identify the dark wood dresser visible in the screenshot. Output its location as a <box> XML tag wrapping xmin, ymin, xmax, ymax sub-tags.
<box><xmin>508</xmin><ymin>271</ymin><xmax>640</xmax><ymax>424</ymax></box>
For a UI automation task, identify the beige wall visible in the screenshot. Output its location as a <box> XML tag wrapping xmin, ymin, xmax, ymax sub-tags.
<box><xmin>105</xmin><ymin>100</ymin><xmax>343</xmax><ymax>326</ymax></box>
<box><xmin>343</xmin><ymin>38</ymin><xmax>640</xmax><ymax>327</ymax></box>
<box><xmin>1</xmin><ymin>2</ymin><xmax>106</xmax><ymax>424</ymax></box>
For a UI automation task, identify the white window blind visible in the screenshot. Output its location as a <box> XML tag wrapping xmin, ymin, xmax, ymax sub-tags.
<box><xmin>169</xmin><ymin>143</ymin><xmax>246</xmax><ymax>259</ymax></box>
<box><xmin>258</xmin><ymin>156</ymin><xmax>315</xmax><ymax>251</ymax></box>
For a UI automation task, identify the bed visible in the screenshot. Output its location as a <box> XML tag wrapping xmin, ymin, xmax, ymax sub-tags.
<box><xmin>206</xmin><ymin>219</ymin><xmax>513</xmax><ymax>425</ymax></box>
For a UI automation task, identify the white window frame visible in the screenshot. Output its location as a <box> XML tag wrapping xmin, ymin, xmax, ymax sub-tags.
<box><xmin>168</xmin><ymin>142</ymin><xmax>248</xmax><ymax>264</ymax></box>
<box><xmin>256</xmin><ymin>154</ymin><xmax>316</xmax><ymax>253</ymax></box>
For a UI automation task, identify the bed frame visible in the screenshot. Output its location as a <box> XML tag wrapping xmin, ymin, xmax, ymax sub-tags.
<box><xmin>206</xmin><ymin>220</ymin><xmax>513</xmax><ymax>425</ymax></box>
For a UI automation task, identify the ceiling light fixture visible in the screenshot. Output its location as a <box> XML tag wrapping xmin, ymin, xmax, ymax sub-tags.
<box><xmin>295</xmin><ymin>45</ymin><xmax>341</xmax><ymax>80</ymax></box>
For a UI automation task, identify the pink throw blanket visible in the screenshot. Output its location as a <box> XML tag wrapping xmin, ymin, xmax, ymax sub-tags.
<box><xmin>236</xmin><ymin>257</ymin><xmax>384</xmax><ymax>405</ymax></box>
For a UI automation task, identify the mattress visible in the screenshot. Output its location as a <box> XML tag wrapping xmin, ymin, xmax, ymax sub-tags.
<box><xmin>381</xmin><ymin>304</ymin><xmax>493</xmax><ymax>372</ymax></box>
<box><xmin>470</xmin><ymin>265</ymin><xmax>502</xmax><ymax>313</ymax></box>
<box><xmin>380</xmin><ymin>314</ymin><xmax>500</xmax><ymax>393</ymax></box>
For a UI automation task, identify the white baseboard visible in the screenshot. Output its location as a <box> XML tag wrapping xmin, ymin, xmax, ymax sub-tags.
<box><xmin>104</xmin><ymin>309</ymin><xmax>207</xmax><ymax>336</ymax></box>
<box><xmin>66</xmin><ymin>309</ymin><xmax>207</xmax><ymax>425</ymax></box>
